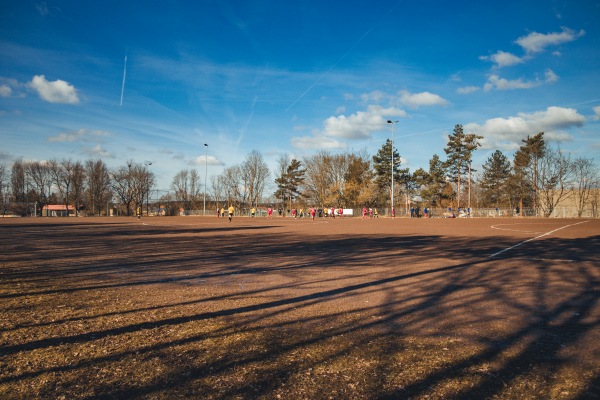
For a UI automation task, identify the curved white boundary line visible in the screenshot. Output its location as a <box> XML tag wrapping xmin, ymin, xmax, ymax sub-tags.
<box><xmin>489</xmin><ymin>220</ymin><xmax>590</xmax><ymax>258</ymax></box>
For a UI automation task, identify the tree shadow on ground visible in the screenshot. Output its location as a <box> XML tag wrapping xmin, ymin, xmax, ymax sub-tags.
<box><xmin>1</xmin><ymin>222</ymin><xmax>598</xmax><ymax>399</ymax></box>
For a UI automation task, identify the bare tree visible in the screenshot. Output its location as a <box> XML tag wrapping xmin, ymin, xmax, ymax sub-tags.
<box><xmin>85</xmin><ymin>159</ymin><xmax>112</xmax><ymax>216</ymax></box>
<box><xmin>48</xmin><ymin>159</ymin><xmax>77</xmax><ymax>216</ymax></box>
<box><xmin>189</xmin><ymin>169</ymin><xmax>201</xmax><ymax>210</ymax></box>
<box><xmin>211</xmin><ymin>175</ymin><xmax>225</xmax><ymax>210</ymax></box>
<box><xmin>11</xmin><ymin>159</ymin><xmax>27</xmax><ymax>205</ymax></box>
<box><xmin>130</xmin><ymin>162</ymin><xmax>154</xmax><ymax>214</ymax></box>
<box><xmin>111</xmin><ymin>162</ymin><xmax>136</xmax><ymax>216</ymax></box>
<box><xmin>71</xmin><ymin>161</ymin><xmax>86</xmax><ymax>216</ymax></box>
<box><xmin>303</xmin><ymin>151</ymin><xmax>355</xmax><ymax>207</ymax></box>
<box><xmin>537</xmin><ymin>147</ymin><xmax>573</xmax><ymax>217</ymax></box>
<box><xmin>222</xmin><ymin>166</ymin><xmax>242</xmax><ymax>208</ymax></box>
<box><xmin>0</xmin><ymin>164</ymin><xmax>6</xmax><ymax>189</ymax></box>
<box><xmin>25</xmin><ymin>161</ymin><xmax>52</xmax><ymax>215</ymax></box>
<box><xmin>171</xmin><ymin>169</ymin><xmax>201</xmax><ymax>212</ymax></box>
<box><xmin>571</xmin><ymin>157</ymin><xmax>598</xmax><ymax>217</ymax></box>
<box><xmin>240</xmin><ymin>150</ymin><xmax>270</xmax><ymax>208</ymax></box>
<box><xmin>303</xmin><ymin>150</ymin><xmax>335</xmax><ymax>206</ymax></box>
<box><xmin>0</xmin><ymin>163</ymin><xmax>8</xmax><ymax>214</ymax></box>
<box><xmin>171</xmin><ymin>170</ymin><xmax>190</xmax><ymax>210</ymax></box>
<box><xmin>591</xmin><ymin>186</ymin><xmax>600</xmax><ymax>218</ymax></box>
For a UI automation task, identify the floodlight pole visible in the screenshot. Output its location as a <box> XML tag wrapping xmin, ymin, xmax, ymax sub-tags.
<box><xmin>204</xmin><ymin>143</ymin><xmax>208</xmax><ymax>216</ymax></box>
<box><xmin>144</xmin><ymin>161</ymin><xmax>152</xmax><ymax>216</ymax></box>
<box><xmin>387</xmin><ymin>120</ymin><xmax>398</xmax><ymax>218</ymax></box>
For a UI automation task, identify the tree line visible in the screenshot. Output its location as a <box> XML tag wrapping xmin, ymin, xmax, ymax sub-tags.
<box><xmin>1</xmin><ymin>125</ymin><xmax>598</xmax><ymax>217</ymax></box>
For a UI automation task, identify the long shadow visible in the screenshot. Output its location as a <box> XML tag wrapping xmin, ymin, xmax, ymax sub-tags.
<box><xmin>379</xmin><ymin>267</ymin><xmax>600</xmax><ymax>399</ymax></box>
<box><xmin>1</xmin><ymin>222</ymin><xmax>599</xmax><ymax>398</ymax></box>
<box><xmin>0</xmin><ymin>258</ymin><xmax>489</xmax><ymax>357</ymax></box>
<box><xmin>77</xmin><ymin>256</ymin><xmax>600</xmax><ymax>399</ymax></box>
<box><xmin>0</xmin><ymin>233</ymin><xmax>497</xmax><ymax>299</ymax></box>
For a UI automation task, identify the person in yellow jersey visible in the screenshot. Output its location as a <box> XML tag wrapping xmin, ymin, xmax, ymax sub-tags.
<box><xmin>251</xmin><ymin>207</ymin><xmax>256</xmax><ymax>217</ymax></box>
<box><xmin>228</xmin><ymin>205</ymin><xmax>234</xmax><ymax>222</ymax></box>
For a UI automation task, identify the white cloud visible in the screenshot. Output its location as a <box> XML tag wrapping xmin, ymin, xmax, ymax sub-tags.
<box><xmin>357</xmin><ymin>90</ymin><xmax>448</xmax><ymax>108</ymax></box>
<box><xmin>360</xmin><ymin>90</ymin><xmax>387</xmax><ymax>103</ymax></box>
<box><xmin>465</xmin><ymin>106</ymin><xmax>586</xmax><ymax>150</ymax></box>
<box><xmin>188</xmin><ymin>155</ymin><xmax>223</xmax><ymax>166</ymax></box>
<box><xmin>48</xmin><ymin>129</ymin><xmax>85</xmax><ymax>142</ymax></box>
<box><xmin>322</xmin><ymin>105</ymin><xmax>406</xmax><ymax>139</ymax></box>
<box><xmin>457</xmin><ymin>86</ymin><xmax>480</xmax><ymax>94</ymax></box>
<box><xmin>483</xmin><ymin>70</ymin><xmax>558</xmax><ymax>92</ymax></box>
<box><xmin>82</xmin><ymin>144</ymin><xmax>114</xmax><ymax>158</ymax></box>
<box><xmin>544</xmin><ymin>69</ymin><xmax>559</xmax><ymax>83</ymax></box>
<box><xmin>515</xmin><ymin>27</ymin><xmax>585</xmax><ymax>54</ymax></box>
<box><xmin>0</xmin><ymin>78</ymin><xmax>26</xmax><ymax>98</ymax></box>
<box><xmin>36</xmin><ymin>2</ymin><xmax>50</xmax><ymax>16</ymax></box>
<box><xmin>291</xmin><ymin>135</ymin><xmax>346</xmax><ymax>150</ymax></box>
<box><xmin>484</xmin><ymin>75</ymin><xmax>537</xmax><ymax>91</ymax></box>
<box><xmin>0</xmin><ymin>84</ymin><xmax>12</xmax><ymax>97</ymax></box>
<box><xmin>290</xmin><ymin>104</ymin><xmax>406</xmax><ymax>149</ymax></box>
<box><xmin>48</xmin><ymin>128</ymin><xmax>111</xmax><ymax>142</ymax></box>
<box><xmin>450</xmin><ymin>73</ymin><xmax>462</xmax><ymax>82</ymax></box>
<box><xmin>398</xmin><ymin>90</ymin><xmax>449</xmax><ymax>108</ymax></box>
<box><xmin>592</xmin><ymin>106</ymin><xmax>600</xmax><ymax>121</ymax></box>
<box><xmin>28</xmin><ymin>75</ymin><xmax>79</xmax><ymax>104</ymax></box>
<box><xmin>479</xmin><ymin>50</ymin><xmax>524</xmax><ymax>68</ymax></box>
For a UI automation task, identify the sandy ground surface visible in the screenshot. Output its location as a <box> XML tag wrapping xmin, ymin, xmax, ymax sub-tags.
<box><xmin>1</xmin><ymin>216</ymin><xmax>599</xmax><ymax>399</ymax></box>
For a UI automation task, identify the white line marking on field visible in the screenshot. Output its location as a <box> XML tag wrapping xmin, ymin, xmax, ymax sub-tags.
<box><xmin>507</xmin><ymin>257</ymin><xmax>576</xmax><ymax>263</ymax></box>
<box><xmin>489</xmin><ymin>220</ymin><xmax>590</xmax><ymax>258</ymax></box>
<box><xmin>490</xmin><ymin>222</ymin><xmax>572</xmax><ymax>235</ymax></box>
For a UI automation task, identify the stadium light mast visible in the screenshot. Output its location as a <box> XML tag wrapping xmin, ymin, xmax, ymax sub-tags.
<box><xmin>387</xmin><ymin>120</ymin><xmax>398</xmax><ymax>218</ymax></box>
<box><xmin>144</xmin><ymin>161</ymin><xmax>153</xmax><ymax>216</ymax></box>
<box><xmin>204</xmin><ymin>143</ymin><xmax>208</xmax><ymax>216</ymax></box>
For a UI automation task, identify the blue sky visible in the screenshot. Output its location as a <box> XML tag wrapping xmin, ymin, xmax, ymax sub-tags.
<box><xmin>1</xmin><ymin>0</ymin><xmax>599</xmax><ymax>190</ymax></box>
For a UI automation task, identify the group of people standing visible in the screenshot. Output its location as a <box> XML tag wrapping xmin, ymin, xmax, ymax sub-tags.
<box><xmin>217</xmin><ymin>206</ymin><xmax>235</xmax><ymax>222</ymax></box>
<box><xmin>410</xmin><ymin>206</ymin><xmax>431</xmax><ymax>218</ymax></box>
<box><xmin>290</xmin><ymin>207</ymin><xmax>317</xmax><ymax>220</ymax></box>
<box><xmin>217</xmin><ymin>206</ymin><xmax>388</xmax><ymax>221</ymax></box>
<box><xmin>361</xmin><ymin>207</ymin><xmax>379</xmax><ymax>219</ymax></box>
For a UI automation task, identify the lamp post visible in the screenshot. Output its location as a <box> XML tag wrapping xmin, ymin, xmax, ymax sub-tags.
<box><xmin>144</xmin><ymin>161</ymin><xmax>152</xmax><ymax>216</ymax></box>
<box><xmin>387</xmin><ymin>120</ymin><xmax>398</xmax><ymax>218</ymax></box>
<box><xmin>203</xmin><ymin>143</ymin><xmax>208</xmax><ymax>216</ymax></box>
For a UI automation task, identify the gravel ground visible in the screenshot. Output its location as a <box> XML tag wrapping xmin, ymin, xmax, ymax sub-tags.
<box><xmin>1</xmin><ymin>216</ymin><xmax>599</xmax><ymax>399</ymax></box>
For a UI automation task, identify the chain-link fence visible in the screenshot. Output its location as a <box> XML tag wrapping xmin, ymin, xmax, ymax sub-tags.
<box><xmin>2</xmin><ymin>202</ymin><xmax>598</xmax><ymax>219</ymax></box>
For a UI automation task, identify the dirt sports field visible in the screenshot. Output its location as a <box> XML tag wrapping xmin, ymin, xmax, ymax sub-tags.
<box><xmin>0</xmin><ymin>216</ymin><xmax>599</xmax><ymax>400</ymax></box>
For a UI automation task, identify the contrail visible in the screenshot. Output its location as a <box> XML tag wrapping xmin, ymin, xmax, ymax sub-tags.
<box><xmin>119</xmin><ymin>54</ymin><xmax>127</xmax><ymax>106</ymax></box>
<box><xmin>285</xmin><ymin>1</ymin><xmax>401</xmax><ymax>112</ymax></box>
